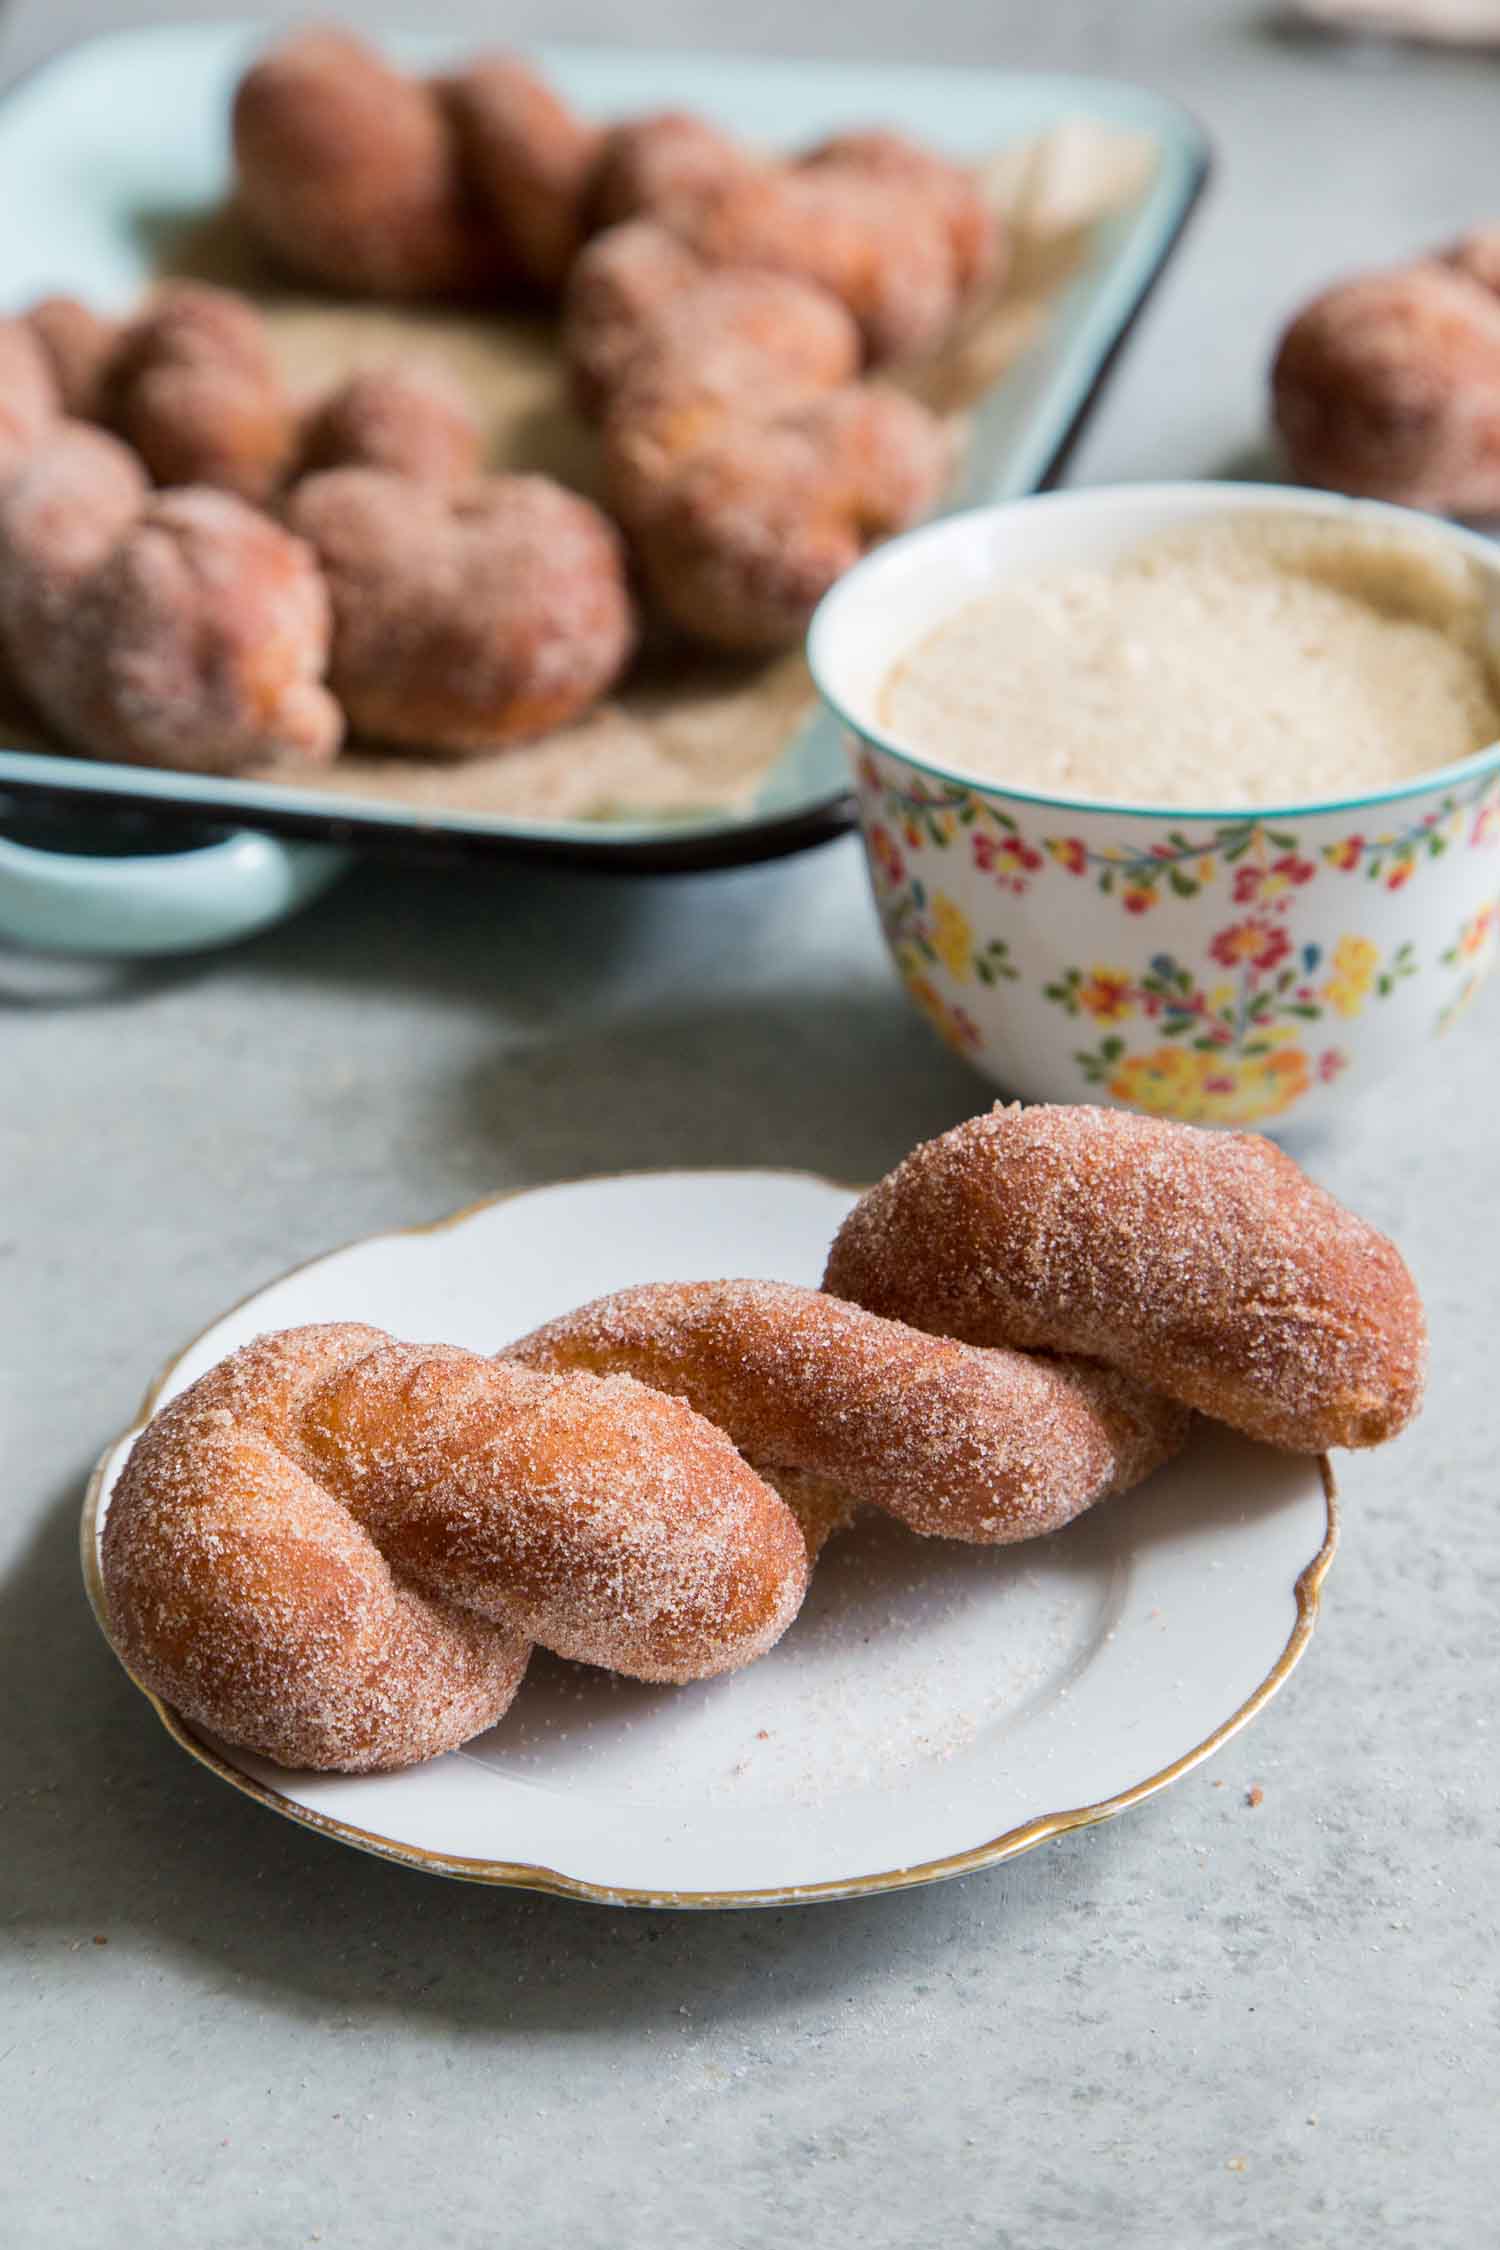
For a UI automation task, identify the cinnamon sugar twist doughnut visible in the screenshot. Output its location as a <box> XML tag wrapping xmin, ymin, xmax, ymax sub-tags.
<box><xmin>824</xmin><ymin>1104</ymin><xmax>1426</xmax><ymax>1453</ymax></box>
<box><xmin>103</xmin><ymin>1323</ymin><xmax>811</xmax><ymax>1770</ymax></box>
<box><xmin>506</xmin><ymin>1280</ymin><xmax>1190</xmax><ymax>1542</ymax></box>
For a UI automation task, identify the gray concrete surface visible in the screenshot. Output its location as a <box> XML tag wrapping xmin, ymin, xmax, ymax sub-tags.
<box><xmin>2</xmin><ymin>4</ymin><xmax>1496</xmax><ymax>2245</ymax></box>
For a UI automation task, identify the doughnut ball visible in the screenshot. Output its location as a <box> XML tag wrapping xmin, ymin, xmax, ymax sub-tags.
<box><xmin>287</xmin><ymin>468</ymin><xmax>636</xmax><ymax>751</ymax></box>
<box><xmin>1272</xmin><ymin>262</ymin><xmax>1500</xmax><ymax>514</ymax></box>
<box><xmin>559</xmin><ymin>220</ymin><xmax>708</xmax><ymax>414</ymax></box>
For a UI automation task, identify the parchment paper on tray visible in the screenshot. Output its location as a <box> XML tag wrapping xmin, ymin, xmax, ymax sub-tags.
<box><xmin>156</xmin><ymin>121</ymin><xmax>1158</xmax><ymax>827</ymax></box>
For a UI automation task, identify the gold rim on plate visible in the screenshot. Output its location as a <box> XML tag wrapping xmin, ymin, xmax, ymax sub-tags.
<box><xmin>78</xmin><ymin>1173</ymin><xmax>1340</xmax><ymax>1910</ymax></box>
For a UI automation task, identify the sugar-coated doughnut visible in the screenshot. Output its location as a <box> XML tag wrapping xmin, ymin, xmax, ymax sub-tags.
<box><xmin>286</xmin><ymin>467</ymin><xmax>635</xmax><ymax>752</ymax></box>
<box><xmin>506</xmin><ymin>1279</ymin><xmax>1190</xmax><ymax>1542</ymax></box>
<box><xmin>824</xmin><ymin>1104</ymin><xmax>1426</xmax><ymax>1453</ymax></box>
<box><xmin>20</xmin><ymin>297</ymin><xmax>118</xmax><ymax>423</ymax></box>
<box><xmin>232</xmin><ymin>30</ymin><xmax>509</xmax><ymax>298</ymax></box>
<box><xmin>446</xmin><ymin>56</ymin><xmax>602</xmax><ymax>291</ymax></box>
<box><xmin>100</xmin><ymin>285</ymin><xmax>294</xmax><ymax>502</ymax></box>
<box><xmin>102</xmin><ymin>1323</ymin><xmax>812</xmax><ymax>1770</ymax></box>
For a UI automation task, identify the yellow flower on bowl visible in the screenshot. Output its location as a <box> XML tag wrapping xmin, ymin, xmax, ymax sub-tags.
<box><xmin>930</xmin><ymin>893</ymin><xmax>973</xmax><ymax>981</ymax></box>
<box><xmin>1108</xmin><ymin>1044</ymin><xmax>1312</xmax><ymax>1125</ymax></box>
<box><xmin>1078</xmin><ymin>967</ymin><xmax>1135</xmax><ymax>1022</ymax></box>
<box><xmin>1322</xmin><ymin>934</ymin><xmax>1380</xmax><ymax>1018</ymax></box>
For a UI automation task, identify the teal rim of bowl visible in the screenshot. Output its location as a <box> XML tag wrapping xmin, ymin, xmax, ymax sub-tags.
<box><xmin>806</xmin><ymin>481</ymin><xmax>1500</xmax><ymax>828</ymax></box>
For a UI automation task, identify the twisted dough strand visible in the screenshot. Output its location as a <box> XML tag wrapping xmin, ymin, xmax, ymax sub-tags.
<box><xmin>824</xmin><ymin>1105</ymin><xmax>1425</xmax><ymax>1453</ymax></box>
<box><xmin>506</xmin><ymin>1279</ymin><xmax>1190</xmax><ymax>1542</ymax></box>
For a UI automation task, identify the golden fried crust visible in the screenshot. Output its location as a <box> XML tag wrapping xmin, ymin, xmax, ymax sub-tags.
<box><xmin>101</xmin><ymin>285</ymin><xmax>294</xmax><ymax>503</ymax></box>
<box><xmin>445</xmin><ymin>55</ymin><xmax>603</xmax><ymax>291</ymax></box>
<box><xmin>1272</xmin><ymin>263</ymin><xmax>1500</xmax><ymax>513</ymax></box>
<box><xmin>605</xmin><ymin>384</ymin><xmax>948</xmax><ymax>653</ymax></box>
<box><xmin>287</xmin><ymin>467</ymin><xmax>635</xmax><ymax>751</ymax></box>
<box><xmin>21</xmin><ymin>296</ymin><xmax>120</xmax><ymax>422</ymax></box>
<box><xmin>296</xmin><ymin>365</ymin><xmax>485</xmax><ymax>486</ymax></box>
<box><xmin>0</xmin><ymin>318</ymin><xmax>60</xmax><ymax>477</ymax></box>
<box><xmin>232</xmin><ymin>30</ymin><xmax>510</xmax><ymax>298</ymax></box>
<box><xmin>102</xmin><ymin>1323</ymin><xmax>810</xmax><ymax>1768</ymax></box>
<box><xmin>506</xmin><ymin>1280</ymin><xmax>1189</xmax><ymax>1543</ymax></box>
<box><xmin>825</xmin><ymin>1104</ymin><xmax>1426</xmax><ymax>1453</ymax></box>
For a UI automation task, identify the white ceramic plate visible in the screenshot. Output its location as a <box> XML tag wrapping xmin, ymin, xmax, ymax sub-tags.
<box><xmin>82</xmin><ymin>1172</ymin><xmax>1335</xmax><ymax>1907</ymax></box>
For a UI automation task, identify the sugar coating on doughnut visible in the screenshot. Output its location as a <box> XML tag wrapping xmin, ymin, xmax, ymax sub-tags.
<box><xmin>102</xmin><ymin>1321</ymin><xmax>810</xmax><ymax>1770</ymax></box>
<box><xmin>102</xmin><ymin>285</ymin><xmax>294</xmax><ymax>502</ymax></box>
<box><xmin>505</xmin><ymin>1279</ymin><xmax>1190</xmax><ymax>1543</ymax></box>
<box><xmin>446</xmin><ymin>55</ymin><xmax>602</xmax><ymax>290</ymax></box>
<box><xmin>1273</xmin><ymin>263</ymin><xmax>1500</xmax><ymax>514</ymax></box>
<box><xmin>232</xmin><ymin>30</ymin><xmax>509</xmax><ymax>298</ymax></box>
<box><xmin>21</xmin><ymin>296</ymin><xmax>118</xmax><ymax>422</ymax></box>
<box><xmin>295</xmin><ymin>1337</ymin><xmax>809</xmax><ymax>1681</ymax></box>
<box><xmin>296</xmin><ymin>365</ymin><xmax>485</xmax><ymax>487</ymax></box>
<box><xmin>824</xmin><ymin>1104</ymin><xmax>1426</xmax><ymax>1453</ymax></box>
<box><xmin>59</xmin><ymin>488</ymin><xmax>342</xmax><ymax>773</ymax></box>
<box><xmin>287</xmin><ymin>467</ymin><xmax>635</xmax><ymax>751</ymax></box>
<box><xmin>103</xmin><ymin>1326</ymin><xmax>531</xmax><ymax>1772</ymax></box>
<box><xmin>0</xmin><ymin>318</ymin><xmax>60</xmax><ymax>477</ymax></box>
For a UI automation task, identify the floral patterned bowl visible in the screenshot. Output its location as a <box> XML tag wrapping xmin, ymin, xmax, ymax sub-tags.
<box><xmin>808</xmin><ymin>483</ymin><xmax>1500</xmax><ymax>1128</ymax></box>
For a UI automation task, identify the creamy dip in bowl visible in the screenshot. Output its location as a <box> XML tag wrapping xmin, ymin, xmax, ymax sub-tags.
<box><xmin>808</xmin><ymin>483</ymin><xmax>1500</xmax><ymax>1128</ymax></box>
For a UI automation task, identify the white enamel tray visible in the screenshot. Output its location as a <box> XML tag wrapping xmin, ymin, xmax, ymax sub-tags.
<box><xmin>83</xmin><ymin>1172</ymin><xmax>1335</xmax><ymax>1907</ymax></box>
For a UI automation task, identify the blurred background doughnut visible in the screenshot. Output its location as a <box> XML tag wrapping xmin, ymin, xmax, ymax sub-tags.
<box><xmin>286</xmin><ymin>468</ymin><xmax>636</xmax><ymax>751</ymax></box>
<box><xmin>445</xmin><ymin>55</ymin><xmax>602</xmax><ymax>292</ymax></box>
<box><xmin>231</xmin><ymin>28</ymin><xmax>510</xmax><ymax>298</ymax></box>
<box><xmin>99</xmin><ymin>284</ymin><xmax>294</xmax><ymax>502</ymax></box>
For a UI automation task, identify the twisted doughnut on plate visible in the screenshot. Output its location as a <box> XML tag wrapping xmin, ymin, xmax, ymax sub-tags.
<box><xmin>102</xmin><ymin>1322</ymin><xmax>810</xmax><ymax>1767</ymax></box>
<box><xmin>605</xmin><ymin>382</ymin><xmax>949</xmax><ymax>653</ymax></box>
<box><xmin>445</xmin><ymin>55</ymin><xmax>602</xmax><ymax>292</ymax></box>
<box><xmin>824</xmin><ymin>1104</ymin><xmax>1426</xmax><ymax>1453</ymax></box>
<box><xmin>20</xmin><ymin>296</ymin><xmax>118</xmax><ymax>422</ymax></box>
<box><xmin>232</xmin><ymin>29</ymin><xmax>508</xmax><ymax>298</ymax></box>
<box><xmin>286</xmin><ymin>468</ymin><xmax>635</xmax><ymax>751</ymax></box>
<box><xmin>0</xmin><ymin>318</ymin><xmax>59</xmax><ymax>476</ymax></box>
<box><xmin>506</xmin><ymin>1280</ymin><xmax>1190</xmax><ymax>1543</ymax></box>
<box><xmin>0</xmin><ymin>431</ymin><xmax>342</xmax><ymax>773</ymax></box>
<box><xmin>100</xmin><ymin>285</ymin><xmax>293</xmax><ymax>503</ymax></box>
<box><xmin>296</xmin><ymin>365</ymin><xmax>485</xmax><ymax>487</ymax></box>
<box><xmin>1272</xmin><ymin>262</ymin><xmax>1500</xmax><ymax>514</ymax></box>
